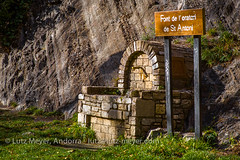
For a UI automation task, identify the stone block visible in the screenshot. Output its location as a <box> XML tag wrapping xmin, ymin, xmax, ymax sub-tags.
<box><xmin>143</xmin><ymin>58</ymin><xmax>149</xmax><ymax>66</ymax></box>
<box><xmin>103</xmin><ymin>119</ymin><xmax>111</xmax><ymax>126</ymax></box>
<box><xmin>124</xmin><ymin>124</ymin><xmax>131</xmax><ymax>129</ymax></box>
<box><xmin>153</xmin><ymin>69</ymin><xmax>160</xmax><ymax>75</ymax></box>
<box><xmin>173</xmin><ymin>108</ymin><xmax>182</xmax><ymax>114</ymax></box>
<box><xmin>102</xmin><ymin>96</ymin><xmax>112</xmax><ymax>102</ymax></box>
<box><xmin>109</xmin><ymin>127</ymin><xmax>117</xmax><ymax>134</ymax></box>
<box><xmin>78</xmin><ymin>94</ymin><xmax>85</xmax><ymax>100</ymax></box>
<box><xmin>113</xmin><ymin>103</ymin><xmax>118</xmax><ymax>109</ymax></box>
<box><xmin>109</xmin><ymin>110</ymin><xmax>122</xmax><ymax>119</ymax></box>
<box><xmin>111</xmin><ymin>120</ymin><xmax>122</xmax><ymax>126</ymax></box>
<box><xmin>127</xmin><ymin>104</ymin><xmax>131</xmax><ymax>111</ymax></box>
<box><xmin>105</xmin><ymin>133</ymin><xmax>113</xmax><ymax>142</ymax></box>
<box><xmin>117</xmin><ymin>97</ymin><xmax>123</xmax><ymax>103</ymax></box>
<box><xmin>173</xmin><ymin>92</ymin><xmax>180</xmax><ymax>98</ymax></box>
<box><xmin>118</xmin><ymin>104</ymin><xmax>126</xmax><ymax>110</ymax></box>
<box><xmin>102</xmin><ymin>102</ymin><xmax>112</xmax><ymax>111</ymax></box>
<box><xmin>145</xmin><ymin>82</ymin><xmax>152</xmax><ymax>89</ymax></box>
<box><xmin>153</xmin><ymin>122</ymin><xmax>162</xmax><ymax>126</ymax></box>
<box><xmin>135</xmin><ymin>74</ymin><xmax>141</xmax><ymax>80</ymax></box>
<box><xmin>173</xmin><ymin>99</ymin><xmax>181</xmax><ymax>104</ymax></box>
<box><xmin>97</xmin><ymin>117</ymin><xmax>103</xmax><ymax>124</ymax></box>
<box><xmin>82</xmin><ymin>105</ymin><xmax>91</xmax><ymax>114</ymax></box>
<box><xmin>94</xmin><ymin>112</ymin><xmax>101</xmax><ymax>117</ymax></box>
<box><xmin>181</xmin><ymin>99</ymin><xmax>193</xmax><ymax>108</ymax></box>
<box><xmin>98</xmin><ymin>95</ymin><xmax>103</xmax><ymax>101</ymax></box>
<box><xmin>123</xmin><ymin>111</ymin><xmax>129</xmax><ymax>120</ymax></box>
<box><xmin>125</xmin><ymin>98</ymin><xmax>132</xmax><ymax>104</ymax></box>
<box><xmin>152</xmin><ymin>63</ymin><xmax>159</xmax><ymax>70</ymax></box>
<box><xmin>136</xmin><ymin>81</ymin><xmax>144</xmax><ymax>89</ymax></box>
<box><xmin>156</xmin><ymin>104</ymin><xmax>166</xmax><ymax>114</ymax></box>
<box><xmin>85</xmin><ymin>96</ymin><xmax>90</xmax><ymax>102</ymax></box>
<box><xmin>142</xmin><ymin>118</ymin><xmax>155</xmax><ymax>125</ymax></box>
<box><xmin>146</xmin><ymin>67</ymin><xmax>152</xmax><ymax>74</ymax></box>
<box><xmin>101</xmin><ymin>125</ymin><xmax>109</xmax><ymax>133</ymax></box>
<box><xmin>153</xmin><ymin>92</ymin><xmax>165</xmax><ymax>100</ymax></box>
<box><xmin>101</xmin><ymin>111</ymin><xmax>109</xmax><ymax>118</ymax></box>
<box><xmin>78</xmin><ymin>113</ymin><xmax>86</xmax><ymax>125</ymax></box>
<box><xmin>81</xmin><ymin>86</ymin><xmax>89</xmax><ymax>94</ymax></box>
<box><xmin>173</xmin><ymin>115</ymin><xmax>179</xmax><ymax>119</ymax></box>
<box><xmin>96</xmin><ymin>132</ymin><xmax>105</xmax><ymax>141</ymax></box>
<box><xmin>129</xmin><ymin>117</ymin><xmax>138</xmax><ymax>125</ymax></box>
<box><xmin>142</xmin><ymin>92</ymin><xmax>153</xmax><ymax>99</ymax></box>
<box><xmin>92</xmin><ymin>107</ymin><xmax>99</xmax><ymax>112</ymax></box>
<box><xmin>118</xmin><ymin>83</ymin><xmax>124</xmax><ymax>88</ymax></box>
<box><xmin>137</xmin><ymin>58</ymin><xmax>142</xmax><ymax>66</ymax></box>
<box><xmin>150</xmin><ymin>74</ymin><xmax>154</xmax><ymax>81</ymax></box>
<box><xmin>93</xmin><ymin>124</ymin><xmax>101</xmax><ymax>132</ymax></box>
<box><xmin>135</xmin><ymin>99</ymin><xmax>155</xmax><ymax>117</ymax></box>
<box><xmin>91</xmin><ymin>117</ymin><xmax>98</xmax><ymax>124</ymax></box>
<box><xmin>151</xmin><ymin>55</ymin><xmax>157</xmax><ymax>64</ymax></box>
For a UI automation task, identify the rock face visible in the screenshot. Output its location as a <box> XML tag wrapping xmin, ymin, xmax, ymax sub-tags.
<box><xmin>202</xmin><ymin>57</ymin><xmax>240</xmax><ymax>143</ymax></box>
<box><xmin>0</xmin><ymin>0</ymin><xmax>239</xmax><ymax>118</ymax></box>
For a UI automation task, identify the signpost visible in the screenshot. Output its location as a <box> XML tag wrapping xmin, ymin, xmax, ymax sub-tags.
<box><xmin>155</xmin><ymin>8</ymin><xmax>205</xmax><ymax>139</ymax></box>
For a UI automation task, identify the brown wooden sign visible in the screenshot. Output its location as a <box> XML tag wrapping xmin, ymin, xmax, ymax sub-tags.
<box><xmin>155</xmin><ymin>9</ymin><xmax>205</xmax><ymax>36</ymax></box>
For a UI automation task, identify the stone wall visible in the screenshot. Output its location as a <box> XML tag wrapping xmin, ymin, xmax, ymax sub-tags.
<box><xmin>78</xmin><ymin>86</ymin><xmax>193</xmax><ymax>142</ymax></box>
<box><xmin>130</xmin><ymin>53</ymin><xmax>154</xmax><ymax>90</ymax></box>
<box><xmin>118</xmin><ymin>41</ymin><xmax>194</xmax><ymax>91</ymax></box>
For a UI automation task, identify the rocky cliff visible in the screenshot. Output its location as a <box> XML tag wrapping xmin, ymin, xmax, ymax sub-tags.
<box><xmin>0</xmin><ymin>0</ymin><xmax>239</xmax><ymax>118</ymax></box>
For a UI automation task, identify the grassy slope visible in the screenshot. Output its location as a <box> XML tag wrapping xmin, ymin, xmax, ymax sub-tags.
<box><xmin>0</xmin><ymin>108</ymin><xmax>239</xmax><ymax>159</ymax></box>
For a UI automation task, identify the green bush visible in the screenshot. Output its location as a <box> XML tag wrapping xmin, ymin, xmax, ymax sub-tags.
<box><xmin>187</xmin><ymin>24</ymin><xmax>240</xmax><ymax>66</ymax></box>
<box><xmin>9</xmin><ymin>101</ymin><xmax>18</xmax><ymax>107</ymax></box>
<box><xmin>141</xmin><ymin>23</ymin><xmax>155</xmax><ymax>41</ymax></box>
<box><xmin>65</xmin><ymin>122</ymin><xmax>96</xmax><ymax>142</ymax></box>
<box><xmin>20</xmin><ymin>106</ymin><xmax>38</xmax><ymax>115</ymax></box>
<box><xmin>203</xmin><ymin>129</ymin><xmax>218</xmax><ymax>146</ymax></box>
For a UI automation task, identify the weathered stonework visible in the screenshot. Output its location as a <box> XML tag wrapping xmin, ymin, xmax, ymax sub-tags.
<box><xmin>118</xmin><ymin>41</ymin><xmax>193</xmax><ymax>91</ymax></box>
<box><xmin>78</xmin><ymin>88</ymin><xmax>193</xmax><ymax>141</ymax></box>
<box><xmin>78</xmin><ymin>40</ymin><xmax>194</xmax><ymax>142</ymax></box>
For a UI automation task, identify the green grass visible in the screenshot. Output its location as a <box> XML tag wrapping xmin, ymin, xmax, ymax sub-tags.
<box><xmin>0</xmin><ymin>110</ymin><xmax>239</xmax><ymax>159</ymax></box>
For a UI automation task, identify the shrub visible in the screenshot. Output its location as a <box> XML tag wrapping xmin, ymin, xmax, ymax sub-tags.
<box><xmin>65</xmin><ymin>122</ymin><xmax>96</xmax><ymax>142</ymax></box>
<box><xmin>141</xmin><ymin>23</ymin><xmax>155</xmax><ymax>41</ymax></box>
<box><xmin>9</xmin><ymin>101</ymin><xmax>18</xmax><ymax>107</ymax></box>
<box><xmin>20</xmin><ymin>106</ymin><xmax>38</xmax><ymax>115</ymax></box>
<box><xmin>203</xmin><ymin>129</ymin><xmax>218</xmax><ymax>146</ymax></box>
<box><xmin>186</xmin><ymin>24</ymin><xmax>240</xmax><ymax>66</ymax></box>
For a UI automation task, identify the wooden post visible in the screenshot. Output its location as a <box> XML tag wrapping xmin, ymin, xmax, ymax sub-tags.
<box><xmin>194</xmin><ymin>35</ymin><xmax>202</xmax><ymax>139</ymax></box>
<box><xmin>164</xmin><ymin>36</ymin><xmax>173</xmax><ymax>135</ymax></box>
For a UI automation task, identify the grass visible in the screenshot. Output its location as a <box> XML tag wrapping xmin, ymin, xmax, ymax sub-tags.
<box><xmin>0</xmin><ymin>109</ymin><xmax>239</xmax><ymax>159</ymax></box>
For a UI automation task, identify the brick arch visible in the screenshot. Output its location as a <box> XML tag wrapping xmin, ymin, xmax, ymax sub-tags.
<box><xmin>118</xmin><ymin>40</ymin><xmax>162</xmax><ymax>91</ymax></box>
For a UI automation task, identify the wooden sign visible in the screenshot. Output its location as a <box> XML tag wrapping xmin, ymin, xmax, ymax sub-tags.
<box><xmin>155</xmin><ymin>9</ymin><xmax>205</xmax><ymax>36</ymax></box>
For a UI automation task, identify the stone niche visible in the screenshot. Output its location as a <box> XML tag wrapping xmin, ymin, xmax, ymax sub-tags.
<box><xmin>78</xmin><ymin>40</ymin><xmax>194</xmax><ymax>142</ymax></box>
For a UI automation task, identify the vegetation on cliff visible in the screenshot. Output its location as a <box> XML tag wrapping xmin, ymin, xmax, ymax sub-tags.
<box><xmin>0</xmin><ymin>0</ymin><xmax>32</xmax><ymax>47</ymax></box>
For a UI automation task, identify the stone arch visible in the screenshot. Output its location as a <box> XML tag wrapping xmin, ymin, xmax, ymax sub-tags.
<box><xmin>118</xmin><ymin>40</ymin><xmax>163</xmax><ymax>91</ymax></box>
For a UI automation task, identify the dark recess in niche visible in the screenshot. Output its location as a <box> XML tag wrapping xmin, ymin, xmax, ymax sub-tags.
<box><xmin>48</xmin><ymin>0</ymin><xmax>62</xmax><ymax>5</ymax></box>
